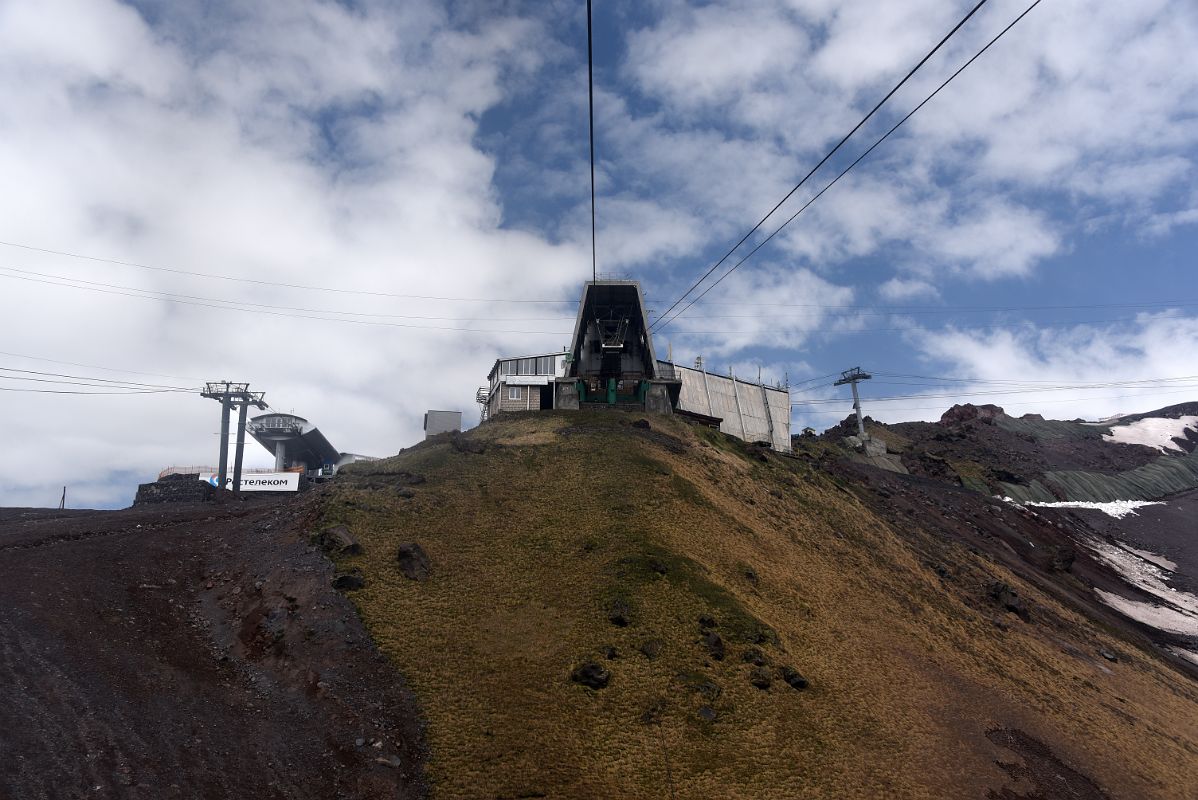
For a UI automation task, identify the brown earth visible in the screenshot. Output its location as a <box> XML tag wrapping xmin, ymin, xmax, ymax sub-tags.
<box><xmin>0</xmin><ymin>495</ymin><xmax>426</xmax><ymax>800</ymax></box>
<box><xmin>320</xmin><ymin>412</ymin><xmax>1198</xmax><ymax>799</ymax></box>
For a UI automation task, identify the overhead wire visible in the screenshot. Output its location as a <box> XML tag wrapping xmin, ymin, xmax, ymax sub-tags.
<box><xmin>0</xmin><ymin>266</ymin><xmax>576</xmax><ymax>322</ymax></box>
<box><xmin>5</xmin><ymin>263</ymin><xmax>1187</xmax><ymax>339</ymax></box>
<box><xmin>586</xmin><ymin>0</ymin><xmax>598</xmax><ymax>283</ymax></box>
<box><xmin>0</xmin><ymin>349</ymin><xmax>205</xmax><ymax>382</ymax></box>
<box><xmin>0</xmin><ymin>269</ymin><xmax>573</xmax><ymax>336</ymax></box>
<box><xmin>792</xmin><ymin>386</ymin><xmax>1198</xmax><ymax>414</ymax></box>
<box><xmin>0</xmin><ymin>240</ymin><xmax>579</xmax><ymax>304</ymax></box>
<box><xmin>0</xmin><ymin>385</ymin><xmax>193</xmax><ymax>395</ymax></box>
<box><xmin>0</xmin><ymin>367</ymin><xmax>198</xmax><ymax>391</ymax></box>
<box><xmin>653</xmin><ymin>0</ymin><xmax>1045</xmax><ymax>332</ymax></box>
<box><xmin>789</xmin><ymin>376</ymin><xmax>1198</xmax><ymax>405</ymax></box>
<box><xmin>7</xmin><ymin>263</ymin><xmax>1193</xmax><ymax>325</ymax></box>
<box><xmin>650</xmin><ymin>0</ymin><xmax>991</xmax><ymax>330</ymax></box>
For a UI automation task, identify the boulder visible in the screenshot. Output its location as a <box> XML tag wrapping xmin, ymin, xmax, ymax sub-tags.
<box><xmin>702</xmin><ymin>630</ymin><xmax>725</xmax><ymax>661</ymax></box>
<box><xmin>314</xmin><ymin>525</ymin><xmax>362</xmax><ymax>556</ymax></box>
<box><xmin>780</xmin><ymin>666</ymin><xmax>809</xmax><ymax>691</ymax></box>
<box><xmin>332</xmin><ymin>572</ymin><xmax>365</xmax><ymax>591</ymax></box>
<box><xmin>570</xmin><ymin>661</ymin><xmax>610</xmax><ymax>689</ymax></box>
<box><xmin>749</xmin><ymin>666</ymin><xmax>772</xmax><ymax>690</ymax></box>
<box><xmin>939</xmin><ymin>404</ymin><xmax>1005</xmax><ymax>427</ymax></box>
<box><xmin>741</xmin><ymin>647</ymin><xmax>769</xmax><ymax>667</ymax></box>
<box><xmin>396</xmin><ymin>543</ymin><xmax>431</xmax><ymax>581</ymax></box>
<box><xmin>638</xmin><ymin>638</ymin><xmax>663</xmax><ymax>660</ymax></box>
<box><xmin>988</xmin><ymin>581</ymin><xmax>1031</xmax><ymax>622</ymax></box>
<box><xmin>607</xmin><ymin>597</ymin><xmax>632</xmax><ymax>627</ymax></box>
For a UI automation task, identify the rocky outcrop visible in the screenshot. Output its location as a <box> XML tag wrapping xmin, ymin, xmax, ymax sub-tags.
<box><xmin>133</xmin><ymin>474</ymin><xmax>214</xmax><ymax>505</ymax></box>
<box><xmin>939</xmin><ymin>404</ymin><xmax>1006</xmax><ymax>427</ymax></box>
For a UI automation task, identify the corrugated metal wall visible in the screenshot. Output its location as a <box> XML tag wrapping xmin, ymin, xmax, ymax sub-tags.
<box><xmin>664</xmin><ymin>362</ymin><xmax>791</xmax><ymax>452</ymax></box>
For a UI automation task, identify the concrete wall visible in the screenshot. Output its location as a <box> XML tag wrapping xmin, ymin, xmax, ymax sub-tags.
<box><xmin>666</xmin><ymin>362</ymin><xmax>791</xmax><ymax>452</ymax></box>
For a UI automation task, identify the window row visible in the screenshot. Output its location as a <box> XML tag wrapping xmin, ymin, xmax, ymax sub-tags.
<box><xmin>498</xmin><ymin>356</ymin><xmax>557</xmax><ymax>376</ymax></box>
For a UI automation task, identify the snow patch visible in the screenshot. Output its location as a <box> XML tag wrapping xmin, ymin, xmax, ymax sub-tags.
<box><xmin>1095</xmin><ymin>590</ymin><xmax>1198</xmax><ymax>636</ymax></box>
<box><xmin>1102</xmin><ymin>415</ymin><xmax>1198</xmax><ymax>452</ymax></box>
<box><xmin>1084</xmin><ymin>535</ymin><xmax>1198</xmax><ymax>636</ymax></box>
<box><xmin>1122</xmin><ymin>545</ymin><xmax>1178</xmax><ymax>572</ymax></box>
<box><xmin>1082</xmin><ymin>537</ymin><xmax>1198</xmax><ymax>615</ymax></box>
<box><xmin>1169</xmin><ymin>647</ymin><xmax>1198</xmax><ymax>667</ymax></box>
<box><xmin>1000</xmin><ymin>497</ymin><xmax>1163</xmax><ymax>519</ymax></box>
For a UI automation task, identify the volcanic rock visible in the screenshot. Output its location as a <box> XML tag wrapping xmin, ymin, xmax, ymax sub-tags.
<box><xmin>570</xmin><ymin>661</ymin><xmax>610</xmax><ymax>689</ymax></box>
<box><xmin>396</xmin><ymin>543</ymin><xmax>431</xmax><ymax>581</ymax></box>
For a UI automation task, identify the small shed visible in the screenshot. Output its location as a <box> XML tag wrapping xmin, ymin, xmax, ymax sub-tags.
<box><xmin>424</xmin><ymin>410</ymin><xmax>463</xmax><ymax>438</ymax></box>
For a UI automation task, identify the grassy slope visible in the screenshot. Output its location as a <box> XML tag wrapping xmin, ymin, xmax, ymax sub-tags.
<box><xmin>324</xmin><ymin>412</ymin><xmax>1198</xmax><ymax>799</ymax></box>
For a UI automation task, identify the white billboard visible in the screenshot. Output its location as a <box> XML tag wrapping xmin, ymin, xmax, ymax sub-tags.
<box><xmin>200</xmin><ymin>472</ymin><xmax>301</xmax><ymax>492</ymax></box>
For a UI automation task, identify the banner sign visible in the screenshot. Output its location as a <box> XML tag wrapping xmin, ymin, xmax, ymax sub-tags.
<box><xmin>505</xmin><ymin>375</ymin><xmax>551</xmax><ymax>386</ymax></box>
<box><xmin>200</xmin><ymin>472</ymin><xmax>301</xmax><ymax>492</ymax></box>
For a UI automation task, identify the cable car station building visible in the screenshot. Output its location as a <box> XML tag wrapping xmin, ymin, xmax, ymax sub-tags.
<box><xmin>482</xmin><ymin>280</ymin><xmax>791</xmax><ymax>452</ymax></box>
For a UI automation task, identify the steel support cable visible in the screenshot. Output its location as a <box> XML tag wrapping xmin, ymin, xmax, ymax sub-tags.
<box><xmin>791</xmin><ymin>386</ymin><xmax>1198</xmax><ymax>412</ymax></box>
<box><xmin>0</xmin><ymin>349</ymin><xmax>205</xmax><ymax>382</ymax></box>
<box><xmin>1</xmin><ymin>239</ymin><xmax>1190</xmax><ymax>316</ymax></box>
<box><xmin>0</xmin><ymin>271</ymin><xmax>572</xmax><ymax>336</ymax></box>
<box><xmin>0</xmin><ymin>266</ymin><xmax>574</xmax><ymax>322</ymax></box>
<box><xmin>792</xmin><ymin>380</ymin><xmax>1198</xmax><ymax>399</ymax></box>
<box><xmin>667</xmin><ymin>298</ymin><xmax>1198</xmax><ymax>310</ymax></box>
<box><xmin>790</xmin><ymin>379</ymin><xmax>1198</xmax><ymax>405</ymax></box>
<box><xmin>0</xmin><ymin>240</ymin><xmax>578</xmax><ymax>304</ymax></box>
<box><xmin>587</xmin><ymin>0</ymin><xmax>598</xmax><ymax>283</ymax></box>
<box><xmin>653</xmin><ymin>0</ymin><xmax>1045</xmax><ymax>333</ymax></box>
<box><xmin>789</xmin><ymin>374</ymin><xmax>1198</xmax><ymax>395</ymax></box>
<box><xmin>0</xmin><ymin>367</ymin><xmax>198</xmax><ymax>391</ymax></box>
<box><xmin>792</xmin><ymin>382</ymin><xmax>1198</xmax><ymax>403</ymax></box>
<box><xmin>0</xmin><ymin>385</ymin><xmax>192</xmax><ymax>395</ymax></box>
<box><xmin>5</xmin><ymin>263</ymin><xmax>1179</xmax><ymax>338</ymax></box>
<box><xmin>650</xmin><ymin>0</ymin><xmax>990</xmax><ymax>331</ymax></box>
<box><xmin>651</xmin><ymin>312</ymin><xmax>1187</xmax><ymax>336</ymax></box>
<box><xmin>869</xmin><ymin>370</ymin><xmax>1198</xmax><ymax>386</ymax></box>
<box><xmin>670</xmin><ymin>301</ymin><xmax>1198</xmax><ymax>319</ymax></box>
<box><xmin>858</xmin><ymin>377</ymin><xmax>1198</xmax><ymax>389</ymax></box>
<box><xmin>0</xmin><ymin>375</ymin><xmax>197</xmax><ymax>391</ymax></box>
<box><xmin>12</xmin><ymin>263</ymin><xmax>1190</xmax><ymax>323</ymax></box>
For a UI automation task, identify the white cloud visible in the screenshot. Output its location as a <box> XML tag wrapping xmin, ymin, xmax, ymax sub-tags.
<box><xmin>893</xmin><ymin>312</ymin><xmax>1198</xmax><ymax>421</ymax></box>
<box><xmin>1</xmin><ymin>0</ymin><xmax>1196</xmax><ymax>506</ymax></box>
<box><xmin>661</xmin><ymin>265</ymin><xmax>856</xmax><ymax>357</ymax></box>
<box><xmin>0</xmin><ymin>0</ymin><xmax>580</xmax><ymax>507</ymax></box>
<box><xmin>879</xmin><ymin>278</ymin><xmax>939</xmax><ymax>302</ymax></box>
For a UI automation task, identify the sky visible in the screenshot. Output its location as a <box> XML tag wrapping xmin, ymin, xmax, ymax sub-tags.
<box><xmin>1</xmin><ymin>0</ymin><xmax>1196</xmax><ymax>508</ymax></box>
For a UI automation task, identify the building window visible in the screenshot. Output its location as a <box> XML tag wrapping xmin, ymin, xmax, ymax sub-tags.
<box><xmin>509</xmin><ymin>386</ymin><xmax>522</xmax><ymax>400</ymax></box>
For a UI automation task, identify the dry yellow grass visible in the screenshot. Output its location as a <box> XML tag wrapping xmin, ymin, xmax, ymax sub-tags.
<box><xmin>324</xmin><ymin>412</ymin><xmax>1198</xmax><ymax>799</ymax></box>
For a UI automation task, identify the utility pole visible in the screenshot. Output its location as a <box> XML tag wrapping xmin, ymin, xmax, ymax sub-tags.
<box><xmin>58</xmin><ymin>486</ymin><xmax>66</xmax><ymax>510</ymax></box>
<box><xmin>834</xmin><ymin>367</ymin><xmax>872</xmax><ymax>438</ymax></box>
<box><xmin>200</xmin><ymin>382</ymin><xmax>267</xmax><ymax>492</ymax></box>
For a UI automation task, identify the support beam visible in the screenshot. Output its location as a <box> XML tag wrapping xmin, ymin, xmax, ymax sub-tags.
<box><xmin>833</xmin><ymin>367</ymin><xmax>873</xmax><ymax>438</ymax></box>
<box><xmin>217</xmin><ymin>392</ymin><xmax>231</xmax><ymax>488</ymax></box>
<box><xmin>200</xmin><ymin>382</ymin><xmax>267</xmax><ymax>491</ymax></box>
<box><xmin>730</xmin><ymin>367</ymin><xmax>747</xmax><ymax>441</ymax></box>
<box><xmin>232</xmin><ymin>400</ymin><xmax>249</xmax><ymax>492</ymax></box>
